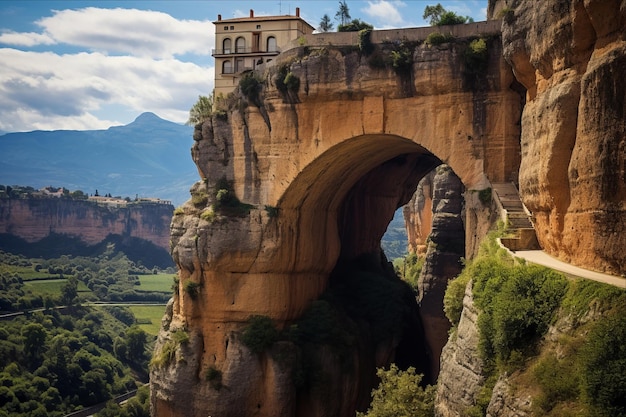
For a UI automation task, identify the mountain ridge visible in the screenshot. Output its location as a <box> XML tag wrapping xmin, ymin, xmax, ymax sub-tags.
<box><xmin>0</xmin><ymin>112</ymin><xmax>196</xmax><ymax>206</ymax></box>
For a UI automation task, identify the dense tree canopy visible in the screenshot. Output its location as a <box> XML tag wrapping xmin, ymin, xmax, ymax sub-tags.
<box><xmin>423</xmin><ymin>3</ymin><xmax>472</xmax><ymax>26</ymax></box>
<box><xmin>338</xmin><ymin>18</ymin><xmax>373</xmax><ymax>32</ymax></box>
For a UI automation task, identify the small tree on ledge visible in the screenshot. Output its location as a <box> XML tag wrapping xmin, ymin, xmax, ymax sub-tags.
<box><xmin>187</xmin><ymin>94</ymin><xmax>214</xmax><ymax>126</ymax></box>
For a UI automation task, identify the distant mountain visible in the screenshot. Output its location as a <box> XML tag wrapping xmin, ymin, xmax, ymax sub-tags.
<box><xmin>0</xmin><ymin>112</ymin><xmax>196</xmax><ymax>206</ymax></box>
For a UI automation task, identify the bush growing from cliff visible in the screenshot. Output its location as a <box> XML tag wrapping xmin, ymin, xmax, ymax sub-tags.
<box><xmin>443</xmin><ymin>268</ymin><xmax>470</xmax><ymax>327</ymax></box>
<box><xmin>183</xmin><ymin>281</ymin><xmax>200</xmax><ymax>299</ymax></box>
<box><xmin>357</xmin><ymin>364</ymin><xmax>435</xmax><ymax>417</ymax></box>
<box><xmin>473</xmin><ymin>260</ymin><xmax>567</xmax><ymax>370</ymax></box>
<box><xmin>358</xmin><ymin>29</ymin><xmax>374</xmax><ymax>55</ymax></box>
<box><xmin>210</xmin><ymin>178</ymin><xmax>253</xmax><ymax>217</ymax></box>
<box><xmin>579</xmin><ymin>311</ymin><xmax>626</xmax><ymax>416</ymax></box>
<box><xmin>477</xmin><ymin>187</ymin><xmax>491</xmax><ymax>205</ymax></box>
<box><xmin>239</xmin><ymin>74</ymin><xmax>263</xmax><ymax>106</ymax></box>
<box><xmin>205</xmin><ymin>366</ymin><xmax>223</xmax><ymax>390</ymax></box>
<box><xmin>186</xmin><ymin>94</ymin><xmax>213</xmax><ymax>126</ymax></box>
<box><xmin>400</xmin><ymin>252</ymin><xmax>424</xmax><ymax>291</ymax></box>
<box><xmin>464</xmin><ymin>38</ymin><xmax>488</xmax><ymax>75</ymax></box>
<box><xmin>275</xmin><ymin>65</ymin><xmax>301</xmax><ymax>102</ymax></box>
<box><xmin>390</xmin><ymin>41</ymin><xmax>413</xmax><ymax>74</ymax></box>
<box><xmin>241</xmin><ymin>315</ymin><xmax>279</xmax><ymax>354</ymax></box>
<box><xmin>151</xmin><ymin>329</ymin><xmax>189</xmax><ymax>369</ymax></box>
<box><xmin>425</xmin><ymin>32</ymin><xmax>453</xmax><ymax>46</ymax></box>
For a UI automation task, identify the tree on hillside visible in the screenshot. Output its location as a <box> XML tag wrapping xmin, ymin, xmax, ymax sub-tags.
<box><xmin>22</xmin><ymin>323</ymin><xmax>47</xmax><ymax>361</ymax></box>
<box><xmin>338</xmin><ymin>18</ymin><xmax>373</xmax><ymax>32</ymax></box>
<box><xmin>61</xmin><ymin>276</ymin><xmax>78</xmax><ymax>307</ymax></box>
<box><xmin>125</xmin><ymin>326</ymin><xmax>148</xmax><ymax>364</ymax></box>
<box><xmin>319</xmin><ymin>14</ymin><xmax>334</xmax><ymax>32</ymax></box>
<box><xmin>357</xmin><ymin>364</ymin><xmax>435</xmax><ymax>417</ymax></box>
<box><xmin>423</xmin><ymin>3</ymin><xmax>472</xmax><ymax>26</ymax></box>
<box><xmin>335</xmin><ymin>0</ymin><xmax>351</xmax><ymax>26</ymax></box>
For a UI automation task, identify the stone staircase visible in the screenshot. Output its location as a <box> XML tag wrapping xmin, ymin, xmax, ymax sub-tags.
<box><xmin>492</xmin><ymin>182</ymin><xmax>540</xmax><ymax>250</ymax></box>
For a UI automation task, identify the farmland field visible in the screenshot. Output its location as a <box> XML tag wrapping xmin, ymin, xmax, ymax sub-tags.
<box><xmin>128</xmin><ymin>305</ymin><xmax>168</xmax><ymax>335</ymax></box>
<box><xmin>137</xmin><ymin>273</ymin><xmax>175</xmax><ymax>293</ymax></box>
<box><xmin>24</xmin><ymin>278</ymin><xmax>91</xmax><ymax>295</ymax></box>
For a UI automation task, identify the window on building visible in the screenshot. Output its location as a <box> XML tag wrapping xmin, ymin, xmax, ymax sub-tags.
<box><xmin>222</xmin><ymin>38</ymin><xmax>231</xmax><ymax>54</ymax></box>
<box><xmin>223</xmin><ymin>60</ymin><xmax>233</xmax><ymax>74</ymax></box>
<box><xmin>224</xmin><ymin>26</ymin><xmax>228</xmax><ymax>30</ymax></box>
<box><xmin>267</xmin><ymin>36</ymin><xmax>277</xmax><ymax>52</ymax></box>
<box><xmin>256</xmin><ymin>24</ymin><xmax>261</xmax><ymax>29</ymax></box>
<box><xmin>230</xmin><ymin>25</ymin><xmax>234</xmax><ymax>30</ymax></box>
<box><xmin>235</xmin><ymin>58</ymin><xmax>244</xmax><ymax>72</ymax></box>
<box><xmin>235</xmin><ymin>37</ymin><xmax>246</xmax><ymax>53</ymax></box>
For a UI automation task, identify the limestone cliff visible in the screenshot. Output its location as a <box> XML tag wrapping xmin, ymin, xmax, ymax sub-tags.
<box><xmin>435</xmin><ymin>281</ymin><xmax>484</xmax><ymax>417</ymax></box>
<box><xmin>496</xmin><ymin>0</ymin><xmax>626</xmax><ymax>274</ymax></box>
<box><xmin>151</xmin><ymin>23</ymin><xmax>521</xmax><ymax>417</ymax></box>
<box><xmin>403</xmin><ymin>170</ymin><xmax>435</xmax><ymax>255</ymax></box>
<box><xmin>0</xmin><ymin>197</ymin><xmax>172</xmax><ymax>252</ymax></box>
<box><xmin>433</xmin><ymin>2</ymin><xmax>626</xmax><ymax>415</ymax></box>
<box><xmin>416</xmin><ymin>165</ymin><xmax>466</xmax><ymax>380</ymax></box>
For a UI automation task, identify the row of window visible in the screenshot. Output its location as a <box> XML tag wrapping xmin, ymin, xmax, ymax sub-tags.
<box><xmin>221</xmin><ymin>36</ymin><xmax>277</xmax><ymax>54</ymax></box>
<box><xmin>224</xmin><ymin>24</ymin><xmax>263</xmax><ymax>30</ymax></box>
<box><xmin>221</xmin><ymin>57</ymin><xmax>272</xmax><ymax>74</ymax></box>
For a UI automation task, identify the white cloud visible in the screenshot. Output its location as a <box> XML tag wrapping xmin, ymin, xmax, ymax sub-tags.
<box><xmin>11</xmin><ymin>7</ymin><xmax>216</xmax><ymax>59</ymax></box>
<box><xmin>362</xmin><ymin>1</ymin><xmax>406</xmax><ymax>27</ymax></box>
<box><xmin>0</xmin><ymin>48</ymin><xmax>213</xmax><ymax>132</ymax></box>
<box><xmin>0</xmin><ymin>30</ymin><xmax>55</xmax><ymax>47</ymax></box>
<box><xmin>0</xmin><ymin>7</ymin><xmax>216</xmax><ymax>132</ymax></box>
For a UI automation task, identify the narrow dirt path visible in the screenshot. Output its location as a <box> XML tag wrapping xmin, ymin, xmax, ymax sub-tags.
<box><xmin>512</xmin><ymin>250</ymin><xmax>625</xmax><ymax>289</ymax></box>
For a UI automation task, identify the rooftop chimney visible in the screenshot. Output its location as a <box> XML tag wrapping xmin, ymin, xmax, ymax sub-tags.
<box><xmin>296</xmin><ymin>7</ymin><xmax>300</xmax><ymax>17</ymax></box>
<box><xmin>250</xmin><ymin>9</ymin><xmax>254</xmax><ymax>18</ymax></box>
<box><xmin>217</xmin><ymin>14</ymin><xmax>222</xmax><ymax>21</ymax></box>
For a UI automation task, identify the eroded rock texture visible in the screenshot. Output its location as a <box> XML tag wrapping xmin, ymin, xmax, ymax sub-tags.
<box><xmin>435</xmin><ymin>281</ymin><xmax>484</xmax><ymax>417</ymax></box>
<box><xmin>151</xmin><ymin>26</ymin><xmax>521</xmax><ymax>417</ymax></box>
<box><xmin>0</xmin><ymin>198</ymin><xmax>172</xmax><ymax>251</ymax></box>
<box><xmin>496</xmin><ymin>0</ymin><xmax>626</xmax><ymax>274</ymax></box>
<box><xmin>416</xmin><ymin>165</ymin><xmax>466</xmax><ymax>379</ymax></box>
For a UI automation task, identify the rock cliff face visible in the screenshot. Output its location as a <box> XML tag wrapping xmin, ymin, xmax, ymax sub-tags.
<box><xmin>0</xmin><ymin>198</ymin><xmax>172</xmax><ymax>252</ymax></box>
<box><xmin>403</xmin><ymin>171</ymin><xmax>435</xmax><ymax>255</ymax></box>
<box><xmin>416</xmin><ymin>165</ymin><xmax>466</xmax><ymax>379</ymax></box>
<box><xmin>495</xmin><ymin>0</ymin><xmax>626</xmax><ymax>274</ymax></box>
<box><xmin>435</xmin><ymin>282</ymin><xmax>484</xmax><ymax>417</ymax></box>
<box><xmin>433</xmin><ymin>2</ymin><xmax>626</xmax><ymax>415</ymax></box>
<box><xmin>151</xmin><ymin>26</ymin><xmax>521</xmax><ymax>417</ymax></box>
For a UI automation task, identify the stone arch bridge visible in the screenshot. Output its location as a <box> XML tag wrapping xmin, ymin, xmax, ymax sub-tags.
<box><xmin>152</xmin><ymin>20</ymin><xmax>524</xmax><ymax>417</ymax></box>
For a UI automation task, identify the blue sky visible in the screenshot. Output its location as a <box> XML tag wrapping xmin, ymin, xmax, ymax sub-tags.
<box><xmin>0</xmin><ymin>1</ymin><xmax>487</xmax><ymax>133</ymax></box>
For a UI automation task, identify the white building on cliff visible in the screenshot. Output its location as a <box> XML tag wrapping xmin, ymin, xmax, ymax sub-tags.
<box><xmin>212</xmin><ymin>8</ymin><xmax>315</xmax><ymax>97</ymax></box>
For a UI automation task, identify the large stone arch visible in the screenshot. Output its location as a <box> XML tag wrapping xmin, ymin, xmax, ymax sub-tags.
<box><xmin>152</xmin><ymin>25</ymin><xmax>521</xmax><ymax>417</ymax></box>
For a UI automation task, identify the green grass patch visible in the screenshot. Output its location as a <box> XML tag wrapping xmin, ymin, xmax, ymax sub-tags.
<box><xmin>127</xmin><ymin>305</ymin><xmax>168</xmax><ymax>336</ymax></box>
<box><xmin>24</xmin><ymin>278</ymin><xmax>90</xmax><ymax>295</ymax></box>
<box><xmin>137</xmin><ymin>274</ymin><xmax>175</xmax><ymax>293</ymax></box>
<box><xmin>3</xmin><ymin>265</ymin><xmax>58</xmax><ymax>280</ymax></box>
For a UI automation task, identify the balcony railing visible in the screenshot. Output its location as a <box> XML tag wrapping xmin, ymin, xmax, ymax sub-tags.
<box><xmin>221</xmin><ymin>66</ymin><xmax>254</xmax><ymax>75</ymax></box>
<box><xmin>212</xmin><ymin>47</ymin><xmax>281</xmax><ymax>56</ymax></box>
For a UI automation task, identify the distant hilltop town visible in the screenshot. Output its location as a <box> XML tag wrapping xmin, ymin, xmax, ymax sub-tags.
<box><xmin>0</xmin><ymin>185</ymin><xmax>172</xmax><ymax>206</ymax></box>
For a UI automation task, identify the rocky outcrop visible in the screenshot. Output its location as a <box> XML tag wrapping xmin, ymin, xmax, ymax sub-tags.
<box><xmin>0</xmin><ymin>197</ymin><xmax>172</xmax><ymax>251</ymax></box>
<box><xmin>435</xmin><ymin>281</ymin><xmax>484</xmax><ymax>417</ymax></box>
<box><xmin>416</xmin><ymin>165</ymin><xmax>465</xmax><ymax>379</ymax></box>
<box><xmin>403</xmin><ymin>171</ymin><xmax>435</xmax><ymax>255</ymax></box>
<box><xmin>151</xmin><ymin>25</ymin><xmax>521</xmax><ymax>417</ymax></box>
<box><xmin>435</xmin><ymin>4</ymin><xmax>626</xmax><ymax>415</ymax></box>
<box><xmin>495</xmin><ymin>0</ymin><xmax>626</xmax><ymax>275</ymax></box>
